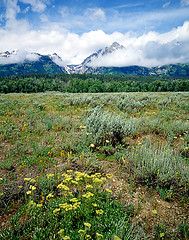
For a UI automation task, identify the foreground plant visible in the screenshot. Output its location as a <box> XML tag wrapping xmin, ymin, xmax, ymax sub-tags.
<box><xmin>0</xmin><ymin>170</ymin><xmax>133</xmax><ymax>240</ymax></box>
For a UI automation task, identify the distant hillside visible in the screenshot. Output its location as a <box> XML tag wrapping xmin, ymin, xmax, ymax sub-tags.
<box><xmin>0</xmin><ymin>55</ymin><xmax>63</xmax><ymax>77</ymax></box>
<box><xmin>79</xmin><ymin>64</ymin><xmax>189</xmax><ymax>77</ymax></box>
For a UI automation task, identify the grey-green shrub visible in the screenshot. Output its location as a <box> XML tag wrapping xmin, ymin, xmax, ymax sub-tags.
<box><xmin>86</xmin><ymin>107</ymin><xmax>135</xmax><ymax>146</ymax></box>
<box><xmin>126</xmin><ymin>140</ymin><xmax>189</xmax><ymax>188</ymax></box>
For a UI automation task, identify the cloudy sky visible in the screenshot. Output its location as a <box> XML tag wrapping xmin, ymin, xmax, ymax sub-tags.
<box><xmin>0</xmin><ymin>0</ymin><xmax>189</xmax><ymax>66</ymax></box>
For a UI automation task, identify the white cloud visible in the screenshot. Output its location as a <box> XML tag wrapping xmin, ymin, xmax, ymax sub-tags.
<box><xmin>181</xmin><ymin>0</ymin><xmax>189</xmax><ymax>6</ymax></box>
<box><xmin>40</xmin><ymin>14</ymin><xmax>48</xmax><ymax>22</ymax></box>
<box><xmin>88</xmin><ymin>21</ymin><xmax>189</xmax><ymax>67</ymax></box>
<box><xmin>20</xmin><ymin>0</ymin><xmax>47</xmax><ymax>13</ymax></box>
<box><xmin>84</xmin><ymin>8</ymin><xmax>106</xmax><ymax>21</ymax></box>
<box><xmin>163</xmin><ymin>2</ymin><xmax>171</xmax><ymax>8</ymax></box>
<box><xmin>59</xmin><ymin>7</ymin><xmax>70</xmax><ymax>18</ymax></box>
<box><xmin>0</xmin><ymin>51</ymin><xmax>39</xmax><ymax>64</ymax></box>
<box><xmin>1</xmin><ymin>22</ymin><xmax>189</xmax><ymax>67</ymax></box>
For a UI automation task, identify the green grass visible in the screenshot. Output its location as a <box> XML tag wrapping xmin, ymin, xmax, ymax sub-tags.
<box><xmin>0</xmin><ymin>92</ymin><xmax>188</xmax><ymax>239</ymax></box>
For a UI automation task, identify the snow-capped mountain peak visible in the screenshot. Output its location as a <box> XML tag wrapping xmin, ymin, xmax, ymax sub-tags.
<box><xmin>101</xmin><ymin>42</ymin><xmax>125</xmax><ymax>55</ymax></box>
<box><xmin>65</xmin><ymin>42</ymin><xmax>125</xmax><ymax>73</ymax></box>
<box><xmin>81</xmin><ymin>42</ymin><xmax>125</xmax><ymax>66</ymax></box>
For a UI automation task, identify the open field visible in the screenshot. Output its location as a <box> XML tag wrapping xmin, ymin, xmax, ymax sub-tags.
<box><xmin>0</xmin><ymin>92</ymin><xmax>189</xmax><ymax>239</ymax></box>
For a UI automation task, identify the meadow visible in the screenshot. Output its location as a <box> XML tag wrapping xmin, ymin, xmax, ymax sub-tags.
<box><xmin>0</xmin><ymin>91</ymin><xmax>188</xmax><ymax>239</ymax></box>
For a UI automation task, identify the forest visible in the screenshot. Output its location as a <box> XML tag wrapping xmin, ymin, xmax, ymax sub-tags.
<box><xmin>0</xmin><ymin>73</ymin><xmax>189</xmax><ymax>93</ymax></box>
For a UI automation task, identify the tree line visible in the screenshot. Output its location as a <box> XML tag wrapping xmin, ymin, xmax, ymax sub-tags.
<box><xmin>0</xmin><ymin>73</ymin><xmax>188</xmax><ymax>93</ymax></box>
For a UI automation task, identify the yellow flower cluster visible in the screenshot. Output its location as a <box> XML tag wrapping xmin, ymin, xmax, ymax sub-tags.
<box><xmin>29</xmin><ymin>185</ymin><xmax>36</xmax><ymax>191</ymax></box>
<box><xmin>59</xmin><ymin>200</ymin><xmax>81</xmax><ymax>211</ymax></box>
<box><xmin>63</xmin><ymin>236</ymin><xmax>70</xmax><ymax>240</ymax></box>
<box><xmin>93</xmin><ymin>178</ymin><xmax>103</xmax><ymax>185</ymax></box>
<box><xmin>46</xmin><ymin>173</ymin><xmax>54</xmax><ymax>179</ymax></box>
<box><xmin>106</xmin><ymin>174</ymin><xmax>113</xmax><ymax>179</ymax></box>
<box><xmin>96</xmin><ymin>209</ymin><xmax>104</xmax><ymax>215</ymax></box>
<box><xmin>57</xmin><ymin>229</ymin><xmax>70</xmax><ymax>240</ymax></box>
<box><xmin>46</xmin><ymin>193</ymin><xmax>54</xmax><ymax>200</ymax></box>
<box><xmin>105</xmin><ymin>188</ymin><xmax>112</xmax><ymax>193</ymax></box>
<box><xmin>96</xmin><ymin>233</ymin><xmax>103</xmax><ymax>239</ymax></box>
<box><xmin>75</xmin><ymin>171</ymin><xmax>90</xmax><ymax>182</ymax></box>
<box><xmin>71</xmin><ymin>180</ymin><xmax>78</xmax><ymax>185</ymax></box>
<box><xmin>152</xmin><ymin>209</ymin><xmax>157</xmax><ymax>215</ymax></box>
<box><xmin>24</xmin><ymin>178</ymin><xmax>36</xmax><ymax>183</ymax></box>
<box><xmin>69</xmin><ymin>198</ymin><xmax>78</xmax><ymax>203</ymax></box>
<box><xmin>84</xmin><ymin>222</ymin><xmax>91</xmax><ymax>229</ymax></box>
<box><xmin>53</xmin><ymin>208</ymin><xmax>60</xmax><ymax>214</ymax></box>
<box><xmin>82</xmin><ymin>192</ymin><xmax>94</xmax><ymax>199</ymax></box>
<box><xmin>86</xmin><ymin>184</ymin><xmax>93</xmax><ymax>190</ymax></box>
<box><xmin>58</xmin><ymin>229</ymin><xmax>64</xmax><ymax>235</ymax></box>
<box><xmin>57</xmin><ymin>183</ymin><xmax>69</xmax><ymax>191</ymax></box>
<box><xmin>62</xmin><ymin>173</ymin><xmax>73</xmax><ymax>184</ymax></box>
<box><xmin>29</xmin><ymin>200</ymin><xmax>36</xmax><ymax>206</ymax></box>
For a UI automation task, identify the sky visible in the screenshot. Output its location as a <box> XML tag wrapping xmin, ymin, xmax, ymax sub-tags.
<box><xmin>0</xmin><ymin>0</ymin><xmax>189</xmax><ymax>67</ymax></box>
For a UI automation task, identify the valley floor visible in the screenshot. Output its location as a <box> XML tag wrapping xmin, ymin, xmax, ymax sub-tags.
<box><xmin>0</xmin><ymin>92</ymin><xmax>188</xmax><ymax>239</ymax></box>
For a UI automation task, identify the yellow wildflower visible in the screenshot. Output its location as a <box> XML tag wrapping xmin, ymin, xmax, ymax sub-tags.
<box><xmin>90</xmin><ymin>144</ymin><xmax>95</xmax><ymax>148</ymax></box>
<box><xmin>78</xmin><ymin>229</ymin><xmax>85</xmax><ymax>234</ymax></box>
<box><xmin>105</xmin><ymin>188</ymin><xmax>112</xmax><ymax>193</ymax></box>
<box><xmin>96</xmin><ymin>209</ymin><xmax>104</xmax><ymax>215</ymax></box>
<box><xmin>24</xmin><ymin>178</ymin><xmax>31</xmax><ymax>181</ymax></box>
<box><xmin>72</xmin><ymin>202</ymin><xmax>81</xmax><ymax>210</ymax></box>
<box><xmin>82</xmin><ymin>192</ymin><xmax>94</xmax><ymax>199</ymax></box>
<box><xmin>26</xmin><ymin>191</ymin><xmax>31</xmax><ymax>195</ymax></box>
<box><xmin>29</xmin><ymin>185</ymin><xmax>36</xmax><ymax>191</ymax></box>
<box><xmin>71</xmin><ymin>180</ymin><xmax>78</xmax><ymax>185</ymax></box>
<box><xmin>46</xmin><ymin>193</ymin><xmax>54</xmax><ymax>200</ymax></box>
<box><xmin>53</xmin><ymin>208</ymin><xmax>60</xmax><ymax>214</ymax></box>
<box><xmin>28</xmin><ymin>200</ymin><xmax>35</xmax><ymax>206</ymax></box>
<box><xmin>93</xmin><ymin>178</ymin><xmax>103</xmax><ymax>185</ymax></box>
<box><xmin>63</xmin><ymin>236</ymin><xmax>70</xmax><ymax>240</ymax></box>
<box><xmin>47</xmin><ymin>173</ymin><xmax>54</xmax><ymax>179</ymax></box>
<box><xmin>57</xmin><ymin>183</ymin><xmax>69</xmax><ymax>191</ymax></box>
<box><xmin>92</xmin><ymin>203</ymin><xmax>97</xmax><ymax>207</ymax></box>
<box><xmin>96</xmin><ymin>233</ymin><xmax>103</xmax><ymax>238</ymax></box>
<box><xmin>101</xmin><ymin>177</ymin><xmax>106</xmax><ymax>182</ymax></box>
<box><xmin>86</xmin><ymin>235</ymin><xmax>91</xmax><ymax>239</ymax></box>
<box><xmin>160</xmin><ymin>233</ymin><xmax>165</xmax><ymax>238</ymax></box>
<box><xmin>59</xmin><ymin>203</ymin><xmax>69</xmax><ymax>209</ymax></box>
<box><xmin>106</xmin><ymin>174</ymin><xmax>113</xmax><ymax>179</ymax></box>
<box><xmin>0</xmin><ymin>178</ymin><xmax>3</xmax><ymax>181</ymax></box>
<box><xmin>36</xmin><ymin>203</ymin><xmax>43</xmax><ymax>208</ymax></box>
<box><xmin>58</xmin><ymin>229</ymin><xmax>64</xmax><ymax>235</ymax></box>
<box><xmin>86</xmin><ymin>184</ymin><xmax>93</xmax><ymax>190</ymax></box>
<box><xmin>152</xmin><ymin>210</ymin><xmax>157</xmax><ymax>215</ymax></box>
<box><xmin>84</xmin><ymin>222</ymin><xmax>91</xmax><ymax>229</ymax></box>
<box><xmin>30</xmin><ymin>179</ymin><xmax>36</xmax><ymax>183</ymax></box>
<box><xmin>70</xmin><ymin>198</ymin><xmax>78</xmax><ymax>203</ymax></box>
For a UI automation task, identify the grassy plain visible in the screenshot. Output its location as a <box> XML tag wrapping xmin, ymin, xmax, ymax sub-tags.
<box><xmin>0</xmin><ymin>92</ymin><xmax>189</xmax><ymax>239</ymax></box>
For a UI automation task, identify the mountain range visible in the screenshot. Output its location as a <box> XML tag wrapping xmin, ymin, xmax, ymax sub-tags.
<box><xmin>0</xmin><ymin>42</ymin><xmax>189</xmax><ymax>77</ymax></box>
